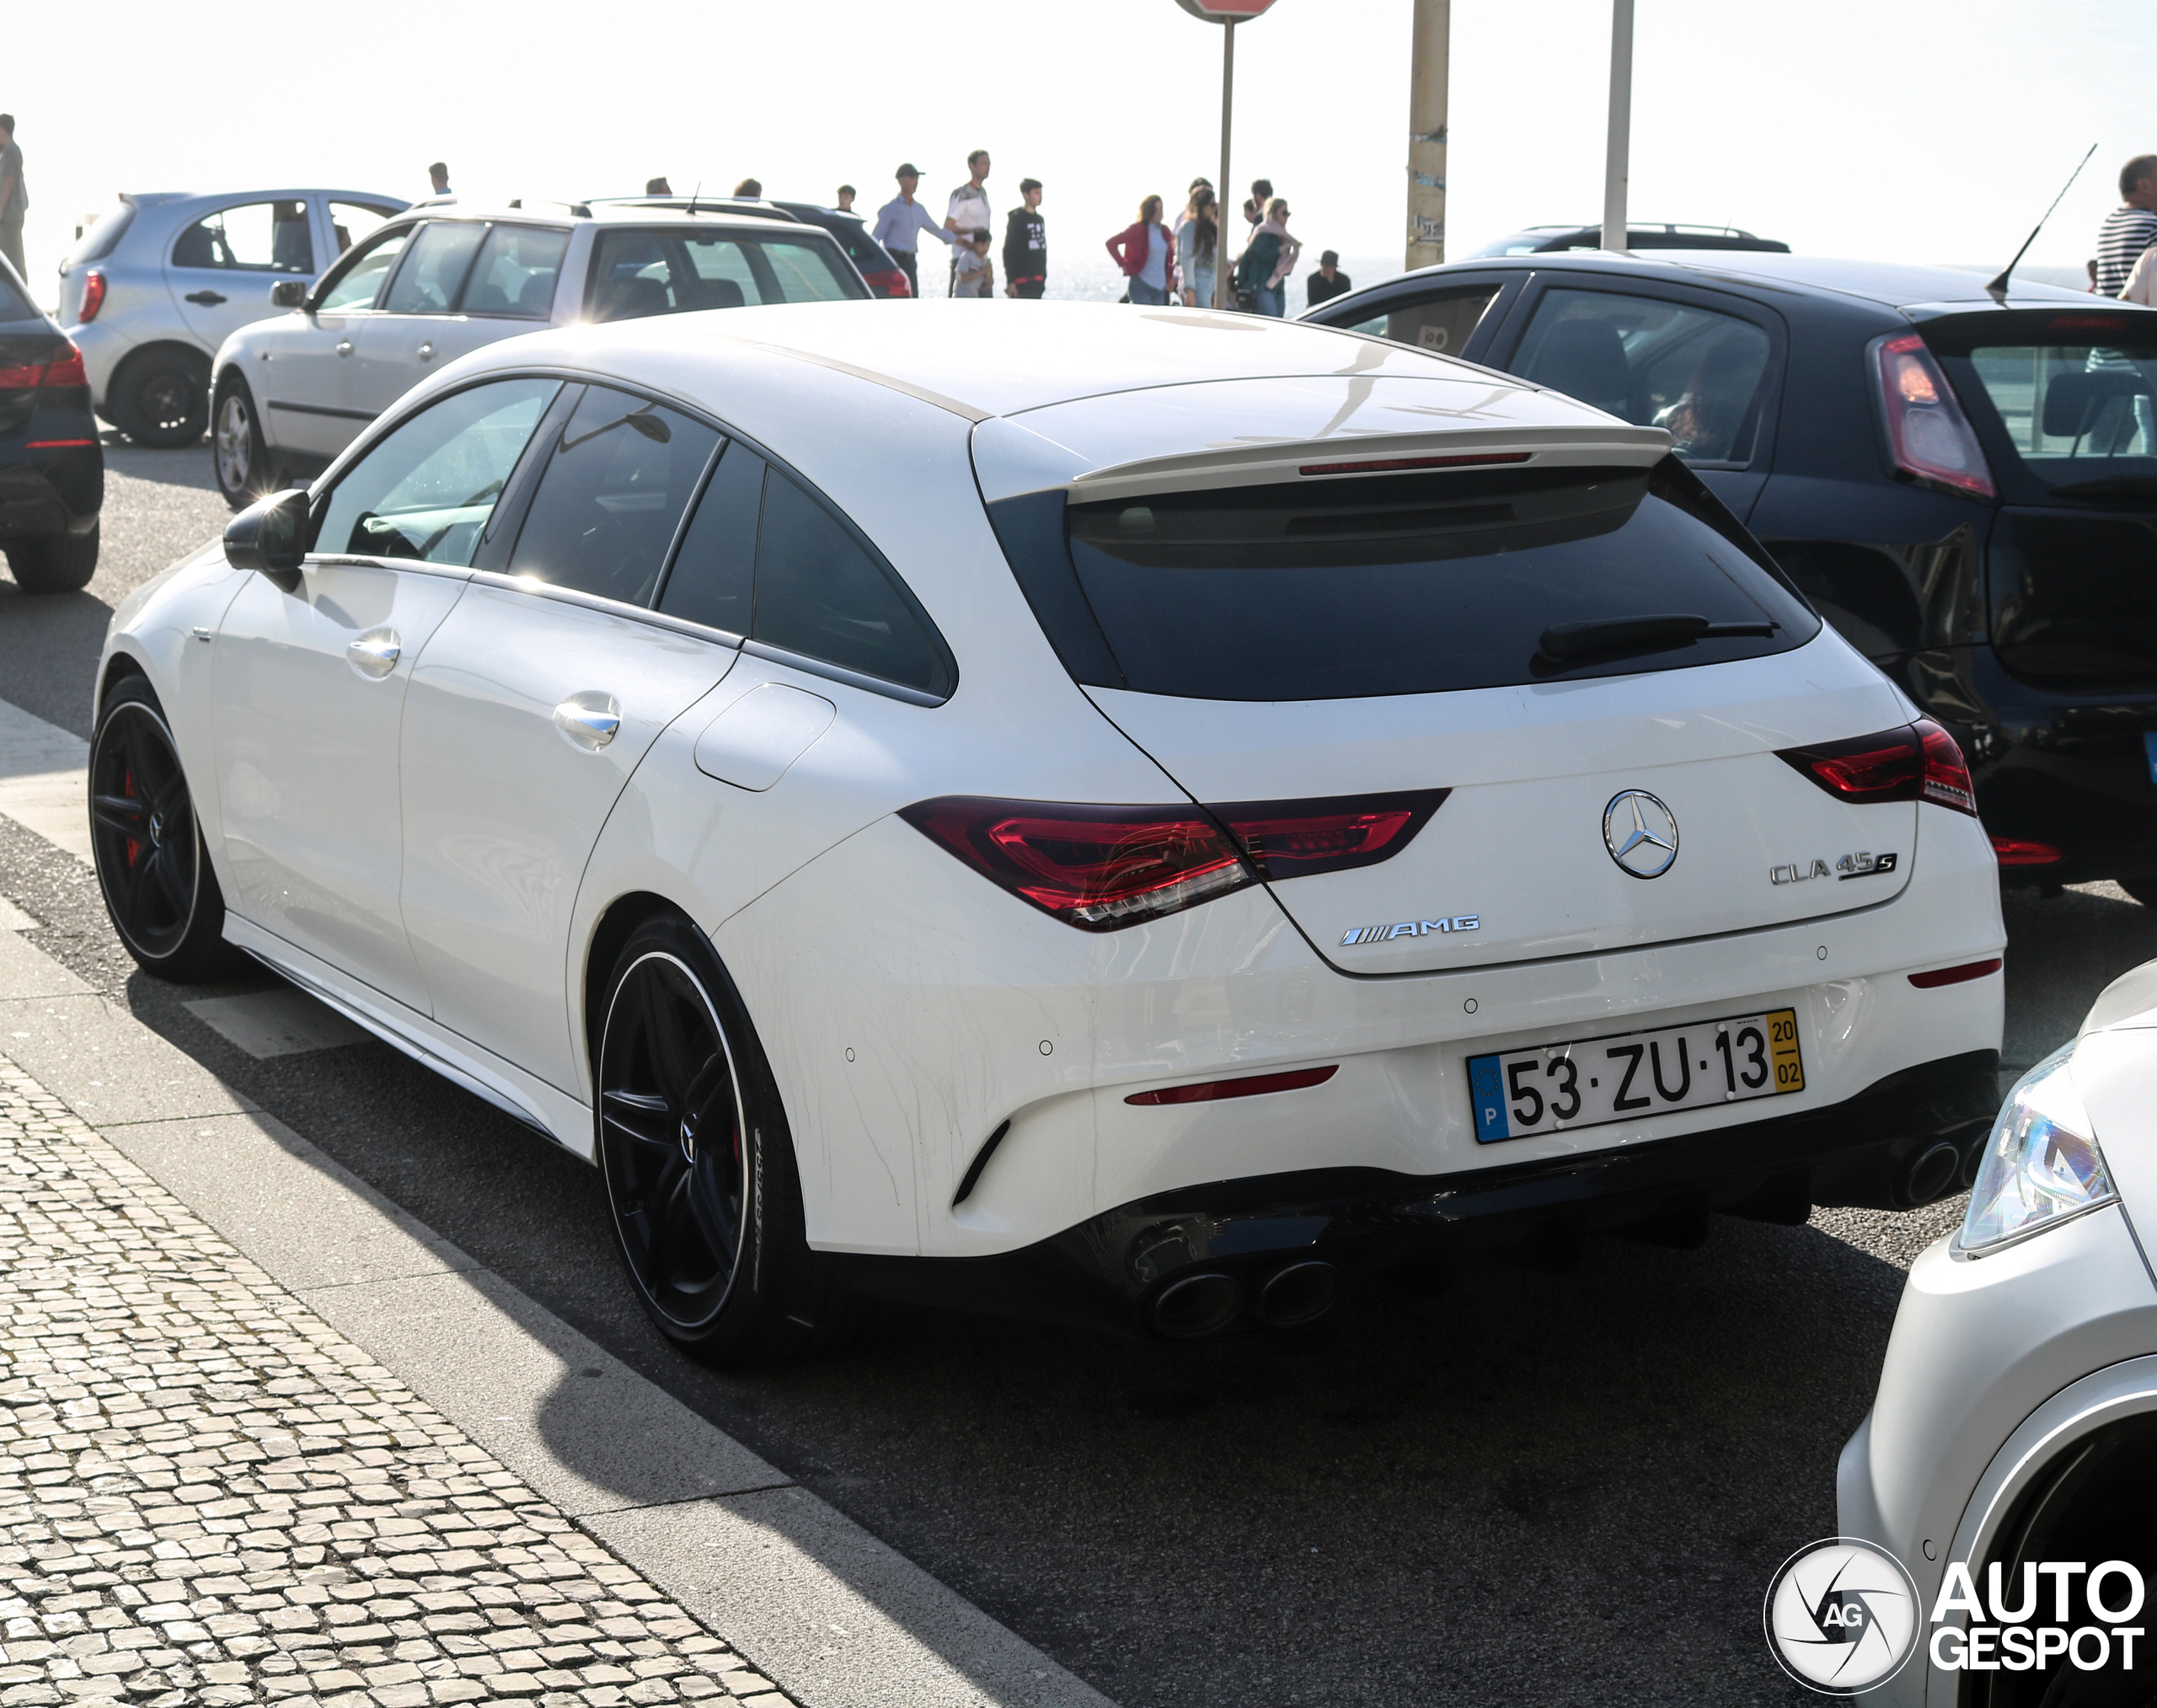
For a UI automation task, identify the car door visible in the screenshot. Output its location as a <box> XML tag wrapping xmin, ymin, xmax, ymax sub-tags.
<box><xmin>167</xmin><ymin>198</ymin><xmax>317</xmax><ymax>354</ymax></box>
<box><xmin>211</xmin><ymin>375</ymin><xmax>561</xmax><ymax>1009</ymax></box>
<box><xmin>1485</xmin><ymin>274</ymin><xmax>1788</xmax><ymax>519</ymax></box>
<box><xmin>350</xmin><ymin>221</ymin><xmax>540</xmax><ymax>418</ymax></box>
<box><xmin>257</xmin><ymin>222</ymin><xmax>416</xmax><ymax>463</ymax></box>
<box><xmin>398</xmin><ymin>383</ymin><xmax>731</xmax><ymax>1090</ymax></box>
<box><xmin>1317</xmin><ymin>272</ymin><xmax>1520</xmax><ymax>363</ymax></box>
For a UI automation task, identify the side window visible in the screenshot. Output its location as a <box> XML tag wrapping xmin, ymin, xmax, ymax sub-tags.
<box><xmin>383</xmin><ymin>222</ymin><xmax>486</xmax><ymax>314</ymax></box>
<box><xmin>657</xmin><ymin>442</ymin><xmax>765</xmax><ymax>635</ymax></box>
<box><xmin>328</xmin><ymin>200</ymin><xmax>401</xmax><ymax>259</ymax></box>
<box><xmin>316</xmin><ymin>228</ymin><xmax>411</xmax><ymax>312</ymax></box>
<box><xmin>1345</xmin><ymin>282</ymin><xmax>1501</xmax><ymax>356</ymax></box>
<box><xmin>172</xmin><ymin>201</ymin><xmax>313</xmax><ymax>274</ymax></box>
<box><xmin>1511</xmin><ymin>288</ymin><xmax>1774</xmax><ymax>464</ymax></box>
<box><xmin>752</xmin><ymin>470</ymin><xmax>952</xmax><ymax>695</ymax></box>
<box><xmin>506</xmin><ymin>386</ymin><xmax>721</xmax><ymax>605</ymax></box>
<box><xmin>315</xmin><ymin>378</ymin><xmax>560</xmax><ymax>565</ymax></box>
<box><xmin>462</xmin><ymin>225</ymin><xmax>570</xmax><ymax>319</ymax></box>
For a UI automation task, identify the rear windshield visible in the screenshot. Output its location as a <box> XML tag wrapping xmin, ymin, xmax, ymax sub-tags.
<box><xmin>988</xmin><ymin>458</ymin><xmax>1818</xmax><ymax>701</ymax></box>
<box><xmin>65</xmin><ymin>201</ymin><xmax>136</xmax><ymax>269</ymax></box>
<box><xmin>590</xmin><ymin>228</ymin><xmax>866</xmax><ymax>319</ymax></box>
<box><xmin>0</xmin><ymin>270</ymin><xmax>33</xmax><ymax>321</ymax></box>
<box><xmin>1940</xmin><ymin>319</ymin><xmax>2157</xmax><ymax>496</ymax></box>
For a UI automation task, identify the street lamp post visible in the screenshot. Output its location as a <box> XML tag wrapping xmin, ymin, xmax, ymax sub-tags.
<box><xmin>1175</xmin><ymin>0</ymin><xmax>1282</xmax><ymax>309</ymax></box>
<box><xmin>1602</xmin><ymin>0</ymin><xmax>1635</xmax><ymax>254</ymax></box>
<box><xmin>1406</xmin><ymin>0</ymin><xmax>1448</xmax><ymax>271</ymax></box>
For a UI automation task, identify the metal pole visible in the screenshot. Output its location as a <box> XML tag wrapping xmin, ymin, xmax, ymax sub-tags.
<box><xmin>1406</xmin><ymin>0</ymin><xmax>1448</xmax><ymax>270</ymax></box>
<box><xmin>1601</xmin><ymin>0</ymin><xmax>1633</xmax><ymax>253</ymax></box>
<box><xmin>1217</xmin><ymin>19</ymin><xmax>1234</xmax><ymax>308</ymax></box>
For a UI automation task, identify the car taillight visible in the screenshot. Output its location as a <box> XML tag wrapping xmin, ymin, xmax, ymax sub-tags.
<box><xmin>78</xmin><ymin>269</ymin><xmax>107</xmax><ymax>324</ymax></box>
<box><xmin>1872</xmin><ymin>331</ymin><xmax>1994</xmax><ymax>499</ymax></box>
<box><xmin>41</xmin><ymin>343</ymin><xmax>87</xmax><ymax>389</ymax></box>
<box><xmin>900</xmin><ymin>789</ymin><xmax>1446</xmax><ymax>931</ymax></box>
<box><xmin>1989</xmin><ymin>837</ymin><xmax>2062</xmax><ymax>866</ymax></box>
<box><xmin>861</xmin><ymin>268</ymin><xmax>910</xmax><ymax>298</ymax></box>
<box><xmin>1776</xmin><ymin>718</ymin><xmax>1978</xmax><ymax>817</ymax></box>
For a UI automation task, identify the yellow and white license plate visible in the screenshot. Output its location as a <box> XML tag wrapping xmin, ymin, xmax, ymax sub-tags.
<box><xmin>1468</xmin><ymin>1009</ymin><xmax>1804</xmax><ymax>1143</ymax></box>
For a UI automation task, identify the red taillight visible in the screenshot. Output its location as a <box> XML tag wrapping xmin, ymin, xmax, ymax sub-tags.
<box><xmin>1872</xmin><ymin>331</ymin><xmax>1994</xmax><ymax>499</ymax></box>
<box><xmin>3</xmin><ymin>345</ymin><xmax>88</xmax><ymax>391</ymax></box>
<box><xmin>900</xmin><ymin>789</ymin><xmax>1446</xmax><ymax>931</ymax></box>
<box><xmin>1988</xmin><ymin>837</ymin><xmax>2062</xmax><ymax>866</ymax></box>
<box><xmin>1908</xmin><ymin>958</ymin><xmax>2001</xmax><ymax>989</ymax></box>
<box><xmin>862</xmin><ymin>268</ymin><xmax>910</xmax><ymax>298</ymax></box>
<box><xmin>1126</xmin><ymin>1065</ymin><xmax>1339</xmax><ymax>1106</ymax></box>
<box><xmin>78</xmin><ymin>269</ymin><xmax>107</xmax><ymax>324</ymax></box>
<box><xmin>1777</xmin><ymin>718</ymin><xmax>1977</xmax><ymax>817</ymax></box>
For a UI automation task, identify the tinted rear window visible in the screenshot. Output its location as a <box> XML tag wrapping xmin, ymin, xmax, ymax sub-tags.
<box><xmin>989</xmin><ymin>458</ymin><xmax>1817</xmax><ymax>701</ymax></box>
<box><xmin>66</xmin><ymin>201</ymin><xmax>136</xmax><ymax>269</ymax></box>
<box><xmin>590</xmin><ymin>228</ymin><xmax>865</xmax><ymax>319</ymax></box>
<box><xmin>0</xmin><ymin>270</ymin><xmax>33</xmax><ymax>321</ymax></box>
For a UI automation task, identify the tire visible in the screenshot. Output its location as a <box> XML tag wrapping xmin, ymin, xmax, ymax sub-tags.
<box><xmin>212</xmin><ymin>373</ymin><xmax>274</xmax><ymax>509</ymax></box>
<box><xmin>2120</xmin><ymin>876</ymin><xmax>2157</xmax><ymax>908</ymax></box>
<box><xmin>595</xmin><ymin>915</ymin><xmax>859</xmax><ymax>1367</ymax></box>
<box><xmin>110</xmin><ymin>347</ymin><xmax>209</xmax><ymax>448</ymax></box>
<box><xmin>4</xmin><ymin>524</ymin><xmax>99</xmax><ymax>594</ymax></box>
<box><xmin>88</xmin><ymin>677</ymin><xmax>245</xmax><ymax>983</ymax></box>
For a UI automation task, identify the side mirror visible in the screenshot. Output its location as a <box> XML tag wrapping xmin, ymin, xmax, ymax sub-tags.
<box><xmin>271</xmin><ymin>279</ymin><xmax>309</xmax><ymax>309</ymax></box>
<box><xmin>224</xmin><ymin>488</ymin><xmax>311</xmax><ymax>591</ymax></box>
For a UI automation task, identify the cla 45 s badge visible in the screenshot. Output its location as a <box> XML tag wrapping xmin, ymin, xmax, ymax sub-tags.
<box><xmin>1770</xmin><ymin>851</ymin><xmax>1900</xmax><ymax>885</ymax></box>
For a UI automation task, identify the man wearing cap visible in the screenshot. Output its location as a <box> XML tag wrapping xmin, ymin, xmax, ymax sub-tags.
<box><xmin>1306</xmin><ymin>249</ymin><xmax>1351</xmax><ymax>308</ymax></box>
<box><xmin>871</xmin><ymin>163</ymin><xmax>952</xmax><ymax>299</ymax></box>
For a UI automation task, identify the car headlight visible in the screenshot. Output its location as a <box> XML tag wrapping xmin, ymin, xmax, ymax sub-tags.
<box><xmin>1955</xmin><ymin>1043</ymin><xmax>2117</xmax><ymax>1257</ymax></box>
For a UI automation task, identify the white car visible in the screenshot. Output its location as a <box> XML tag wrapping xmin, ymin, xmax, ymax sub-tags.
<box><xmin>1839</xmin><ymin>963</ymin><xmax>2157</xmax><ymax>1706</ymax></box>
<box><xmin>208</xmin><ymin>201</ymin><xmax>868</xmax><ymax>507</ymax></box>
<box><xmin>93</xmin><ymin>303</ymin><xmax>2004</xmax><ymax>1365</ymax></box>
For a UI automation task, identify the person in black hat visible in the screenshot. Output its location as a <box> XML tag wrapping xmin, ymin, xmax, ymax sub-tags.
<box><xmin>870</xmin><ymin>163</ymin><xmax>953</xmax><ymax>297</ymax></box>
<box><xmin>1306</xmin><ymin>249</ymin><xmax>1351</xmax><ymax>308</ymax></box>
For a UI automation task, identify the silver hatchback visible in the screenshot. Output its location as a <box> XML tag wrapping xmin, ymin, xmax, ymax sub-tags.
<box><xmin>58</xmin><ymin>190</ymin><xmax>406</xmax><ymax>447</ymax></box>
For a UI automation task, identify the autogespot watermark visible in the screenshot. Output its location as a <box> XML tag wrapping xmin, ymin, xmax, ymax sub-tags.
<box><xmin>1765</xmin><ymin>1538</ymin><xmax>2147</xmax><ymax>1695</ymax></box>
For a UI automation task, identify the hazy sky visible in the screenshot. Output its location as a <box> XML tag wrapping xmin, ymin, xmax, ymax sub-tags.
<box><xmin>8</xmin><ymin>0</ymin><xmax>2148</xmax><ymax>300</ymax></box>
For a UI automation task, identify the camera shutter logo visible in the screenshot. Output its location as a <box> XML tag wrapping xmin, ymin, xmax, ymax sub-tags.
<box><xmin>1765</xmin><ymin>1537</ymin><xmax>1921</xmax><ymax>1694</ymax></box>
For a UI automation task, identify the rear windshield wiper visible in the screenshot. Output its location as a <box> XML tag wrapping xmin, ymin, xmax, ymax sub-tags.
<box><xmin>2046</xmin><ymin>476</ymin><xmax>2157</xmax><ymax>498</ymax></box>
<box><xmin>1539</xmin><ymin>613</ymin><xmax>1779</xmax><ymax>661</ymax></box>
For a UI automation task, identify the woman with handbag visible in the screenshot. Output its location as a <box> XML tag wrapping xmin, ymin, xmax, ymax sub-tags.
<box><xmin>1105</xmin><ymin>195</ymin><xmax>1177</xmax><ymax>306</ymax></box>
<box><xmin>1235</xmin><ymin>198</ymin><xmax>1300</xmax><ymax>317</ymax></box>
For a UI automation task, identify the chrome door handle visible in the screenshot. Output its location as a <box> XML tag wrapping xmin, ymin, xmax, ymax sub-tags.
<box><xmin>335</xmin><ymin>339</ymin><xmax>353</xmax><ymax>356</ymax></box>
<box><xmin>185</xmin><ymin>290</ymin><xmax>227</xmax><ymax>306</ymax></box>
<box><xmin>346</xmin><ymin>630</ymin><xmax>401</xmax><ymax>679</ymax></box>
<box><xmin>554</xmin><ymin>693</ymin><xmax>622</xmax><ymax>750</ymax></box>
<box><xmin>417</xmin><ymin>341</ymin><xmax>436</xmax><ymax>361</ymax></box>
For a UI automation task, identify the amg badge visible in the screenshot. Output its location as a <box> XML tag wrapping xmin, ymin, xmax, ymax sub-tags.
<box><xmin>1771</xmin><ymin>851</ymin><xmax>1900</xmax><ymax>885</ymax></box>
<box><xmin>1342</xmin><ymin>916</ymin><xmax>1480</xmax><ymax>946</ymax></box>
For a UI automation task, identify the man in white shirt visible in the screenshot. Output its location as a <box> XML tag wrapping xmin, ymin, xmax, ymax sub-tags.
<box><xmin>945</xmin><ymin>151</ymin><xmax>993</xmax><ymax>297</ymax></box>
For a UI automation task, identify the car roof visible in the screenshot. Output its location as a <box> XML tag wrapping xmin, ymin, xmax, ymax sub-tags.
<box><xmin>1348</xmin><ymin>249</ymin><xmax>2104</xmax><ymax>316</ymax></box>
<box><xmin>391</xmin><ymin>201</ymin><xmax>812</xmax><ymax>233</ymax></box>
<box><xmin>120</xmin><ymin>190</ymin><xmax>407</xmax><ymax>214</ymax></box>
<box><xmin>453</xmin><ymin>297</ymin><xmax>1608</xmax><ymax>425</ymax></box>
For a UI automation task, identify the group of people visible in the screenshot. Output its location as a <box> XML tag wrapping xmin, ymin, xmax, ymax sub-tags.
<box><xmin>865</xmin><ymin>155</ymin><xmax>1347</xmax><ymax>311</ymax></box>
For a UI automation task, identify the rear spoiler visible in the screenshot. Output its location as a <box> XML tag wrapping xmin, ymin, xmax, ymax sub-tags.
<box><xmin>974</xmin><ymin>416</ymin><xmax>1671</xmax><ymax>506</ymax></box>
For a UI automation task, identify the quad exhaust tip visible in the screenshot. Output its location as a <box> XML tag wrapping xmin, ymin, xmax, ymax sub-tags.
<box><xmin>1903</xmin><ymin>1140</ymin><xmax>1964</xmax><ymax>1207</ymax></box>
<box><xmin>1148</xmin><ymin>1260</ymin><xmax>1342</xmax><ymax>1339</ymax></box>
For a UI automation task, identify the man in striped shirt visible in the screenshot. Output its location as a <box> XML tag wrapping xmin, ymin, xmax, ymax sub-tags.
<box><xmin>2095</xmin><ymin>153</ymin><xmax>2157</xmax><ymax>297</ymax></box>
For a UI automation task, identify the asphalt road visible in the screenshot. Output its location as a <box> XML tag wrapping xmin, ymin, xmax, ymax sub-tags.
<box><xmin>7</xmin><ymin>444</ymin><xmax>2155</xmax><ymax>1707</ymax></box>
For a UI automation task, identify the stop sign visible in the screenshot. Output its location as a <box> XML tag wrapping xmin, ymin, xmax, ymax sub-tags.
<box><xmin>1173</xmin><ymin>0</ymin><xmax>1280</xmax><ymax>18</ymax></box>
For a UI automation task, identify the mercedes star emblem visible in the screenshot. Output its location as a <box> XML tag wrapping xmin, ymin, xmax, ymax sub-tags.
<box><xmin>1603</xmin><ymin>790</ymin><xmax>1680</xmax><ymax>879</ymax></box>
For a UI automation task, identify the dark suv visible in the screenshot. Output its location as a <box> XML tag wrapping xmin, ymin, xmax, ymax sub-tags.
<box><xmin>0</xmin><ymin>259</ymin><xmax>102</xmax><ymax>593</ymax></box>
<box><xmin>1304</xmin><ymin>251</ymin><xmax>2157</xmax><ymax>901</ymax></box>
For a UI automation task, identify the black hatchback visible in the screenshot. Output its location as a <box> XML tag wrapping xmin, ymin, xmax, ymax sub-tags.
<box><xmin>1304</xmin><ymin>251</ymin><xmax>2157</xmax><ymax>902</ymax></box>
<box><xmin>0</xmin><ymin>259</ymin><xmax>101</xmax><ymax>594</ymax></box>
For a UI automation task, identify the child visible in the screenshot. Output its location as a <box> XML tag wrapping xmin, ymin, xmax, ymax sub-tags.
<box><xmin>952</xmin><ymin>228</ymin><xmax>993</xmax><ymax>297</ymax></box>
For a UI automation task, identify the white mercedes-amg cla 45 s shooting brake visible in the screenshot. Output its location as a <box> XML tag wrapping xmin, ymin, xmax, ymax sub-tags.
<box><xmin>90</xmin><ymin>302</ymin><xmax>2005</xmax><ymax>1365</ymax></box>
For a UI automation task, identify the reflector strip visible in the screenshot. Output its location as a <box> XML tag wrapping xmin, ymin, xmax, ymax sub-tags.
<box><xmin>24</xmin><ymin>440</ymin><xmax>94</xmax><ymax>449</ymax></box>
<box><xmin>1298</xmin><ymin>451</ymin><xmax>1531</xmax><ymax>477</ymax></box>
<box><xmin>1988</xmin><ymin>838</ymin><xmax>2062</xmax><ymax>866</ymax></box>
<box><xmin>1126</xmin><ymin>1065</ymin><xmax>1339</xmax><ymax>1106</ymax></box>
<box><xmin>1908</xmin><ymin>958</ymin><xmax>2001</xmax><ymax>989</ymax></box>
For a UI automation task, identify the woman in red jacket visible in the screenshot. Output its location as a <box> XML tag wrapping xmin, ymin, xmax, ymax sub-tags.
<box><xmin>1105</xmin><ymin>195</ymin><xmax>1176</xmax><ymax>306</ymax></box>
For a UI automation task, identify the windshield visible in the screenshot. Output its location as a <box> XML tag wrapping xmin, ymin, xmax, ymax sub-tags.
<box><xmin>1949</xmin><ymin>321</ymin><xmax>2157</xmax><ymax>494</ymax></box>
<box><xmin>988</xmin><ymin>458</ymin><xmax>1818</xmax><ymax>702</ymax></box>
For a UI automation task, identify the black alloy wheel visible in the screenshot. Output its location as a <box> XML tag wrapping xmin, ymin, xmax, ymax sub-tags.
<box><xmin>115</xmin><ymin>350</ymin><xmax>209</xmax><ymax>447</ymax></box>
<box><xmin>88</xmin><ymin>677</ymin><xmax>243</xmax><ymax>981</ymax></box>
<box><xmin>595</xmin><ymin>916</ymin><xmax>856</xmax><ymax>1366</ymax></box>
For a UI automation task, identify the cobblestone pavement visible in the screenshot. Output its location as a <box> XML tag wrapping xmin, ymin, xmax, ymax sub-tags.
<box><xmin>0</xmin><ymin>1061</ymin><xmax>791</xmax><ymax>1708</ymax></box>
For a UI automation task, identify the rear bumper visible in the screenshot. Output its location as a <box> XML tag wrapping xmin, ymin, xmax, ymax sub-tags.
<box><xmin>0</xmin><ymin>445</ymin><xmax>103</xmax><ymax>542</ymax></box>
<box><xmin>822</xmin><ymin>1048</ymin><xmax>2002</xmax><ymax>1336</ymax></box>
